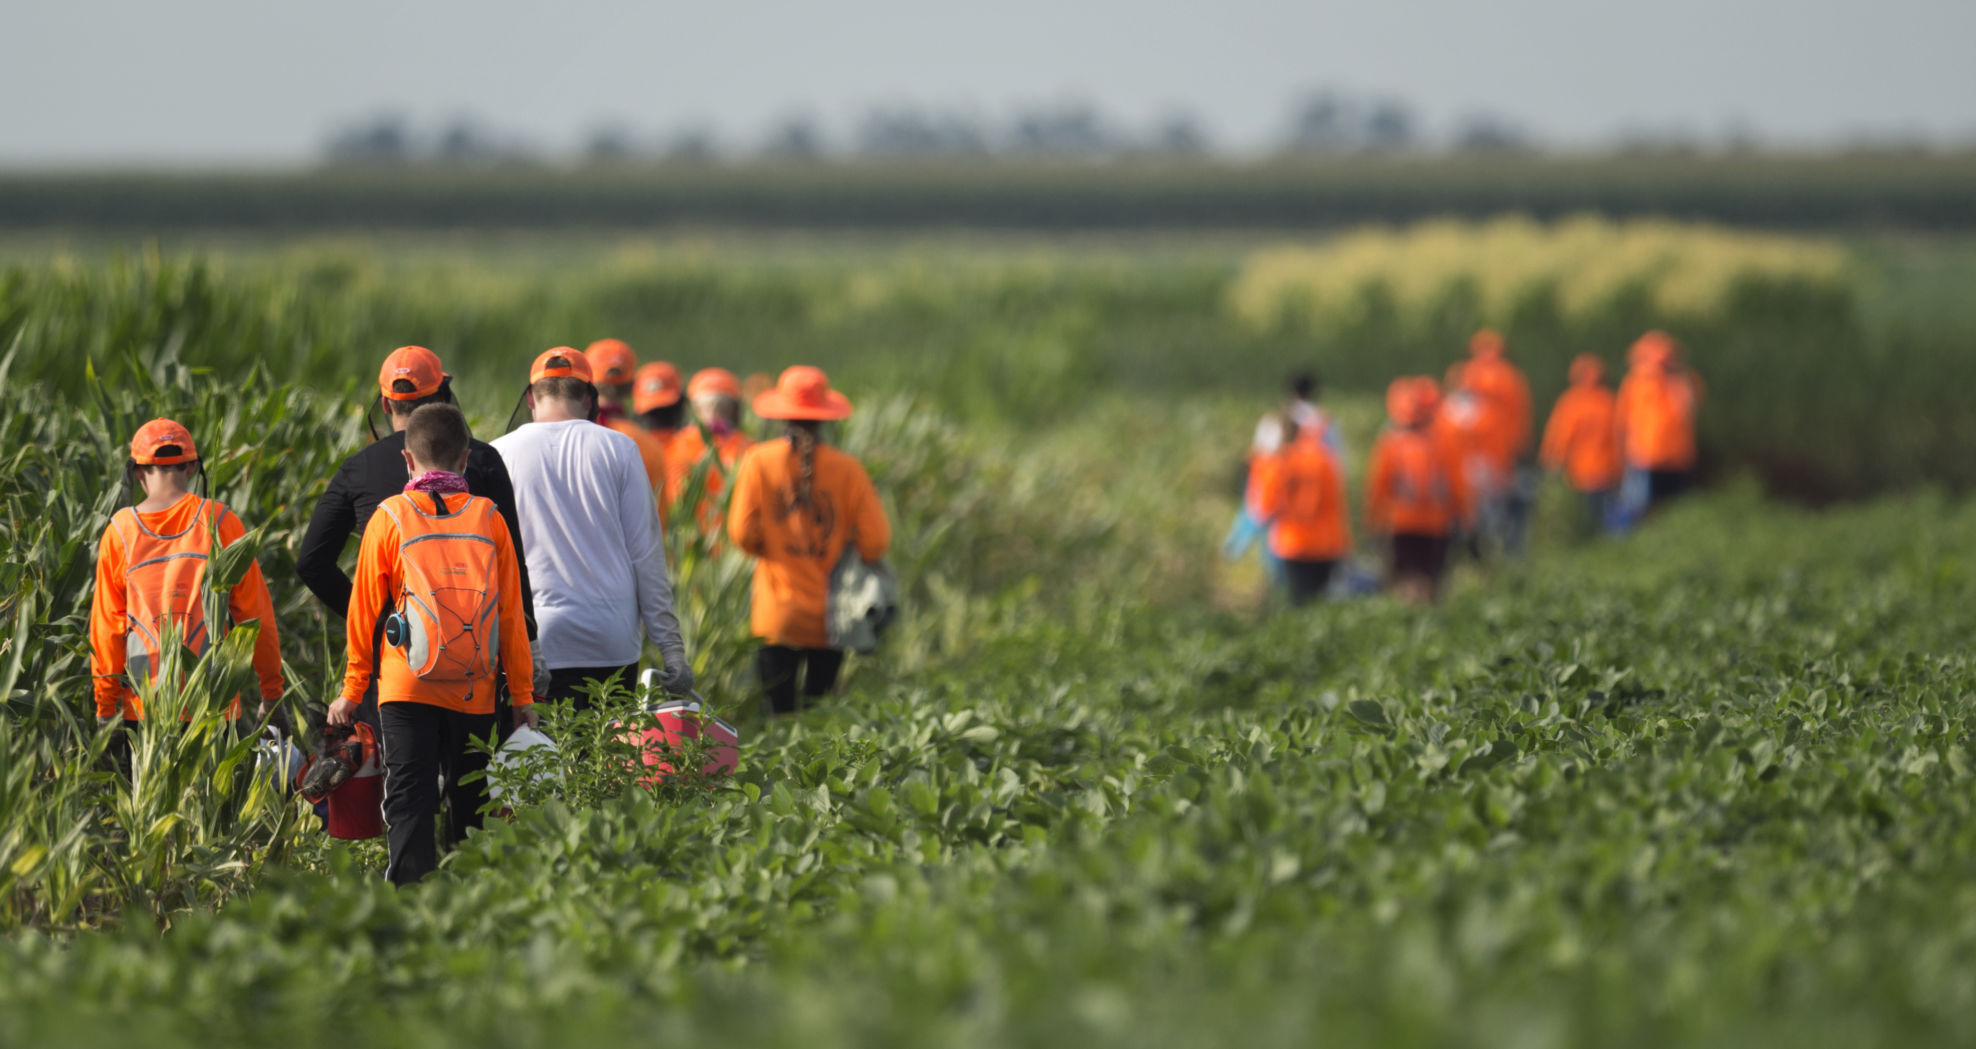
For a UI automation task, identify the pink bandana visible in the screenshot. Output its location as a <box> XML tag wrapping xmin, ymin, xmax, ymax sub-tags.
<box><xmin>405</xmin><ymin>470</ymin><xmax>470</xmax><ymax>495</ymax></box>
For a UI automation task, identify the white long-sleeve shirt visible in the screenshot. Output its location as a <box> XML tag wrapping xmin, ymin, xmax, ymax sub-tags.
<box><xmin>491</xmin><ymin>419</ymin><xmax>686</xmax><ymax>671</ymax></box>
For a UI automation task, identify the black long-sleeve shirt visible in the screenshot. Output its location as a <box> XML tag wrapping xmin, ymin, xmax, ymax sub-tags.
<box><xmin>296</xmin><ymin>432</ymin><xmax>536</xmax><ymax>637</ymax></box>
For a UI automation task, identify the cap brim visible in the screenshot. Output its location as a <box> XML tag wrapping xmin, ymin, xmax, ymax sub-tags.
<box><xmin>753</xmin><ymin>390</ymin><xmax>852</xmax><ymax>421</ymax></box>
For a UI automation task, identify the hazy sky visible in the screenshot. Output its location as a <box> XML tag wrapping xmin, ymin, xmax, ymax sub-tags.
<box><xmin>7</xmin><ymin>0</ymin><xmax>1975</xmax><ymax>164</ymax></box>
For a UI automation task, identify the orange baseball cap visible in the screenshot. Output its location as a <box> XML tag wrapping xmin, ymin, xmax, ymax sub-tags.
<box><xmin>530</xmin><ymin>347</ymin><xmax>594</xmax><ymax>385</ymax></box>
<box><xmin>754</xmin><ymin>365</ymin><xmax>852</xmax><ymax>422</ymax></box>
<box><xmin>1409</xmin><ymin>376</ymin><xmax>1443</xmax><ymax>426</ymax></box>
<box><xmin>130</xmin><ymin>418</ymin><xmax>198</xmax><ymax>465</ymax></box>
<box><xmin>1469</xmin><ymin>329</ymin><xmax>1507</xmax><ymax>358</ymax></box>
<box><xmin>1384</xmin><ymin>378</ymin><xmax>1420</xmax><ymax>427</ymax></box>
<box><xmin>633</xmin><ymin>362</ymin><xmax>684</xmax><ymax>413</ymax></box>
<box><xmin>584</xmin><ymin>339</ymin><xmax>638</xmax><ymax>386</ymax></box>
<box><xmin>688</xmin><ymin>367</ymin><xmax>741</xmax><ymax>401</ymax></box>
<box><xmin>378</xmin><ymin>345</ymin><xmax>448</xmax><ymax>401</ymax></box>
<box><xmin>1630</xmin><ymin>330</ymin><xmax>1680</xmax><ymax>369</ymax></box>
<box><xmin>1569</xmin><ymin>353</ymin><xmax>1605</xmax><ymax>385</ymax></box>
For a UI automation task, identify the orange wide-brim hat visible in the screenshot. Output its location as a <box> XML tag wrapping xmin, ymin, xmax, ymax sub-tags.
<box><xmin>633</xmin><ymin>362</ymin><xmax>684</xmax><ymax>413</ymax></box>
<box><xmin>753</xmin><ymin>365</ymin><xmax>852</xmax><ymax>421</ymax></box>
<box><xmin>379</xmin><ymin>345</ymin><xmax>449</xmax><ymax>401</ymax></box>
<box><xmin>131</xmin><ymin>418</ymin><xmax>199</xmax><ymax>465</ymax></box>
<box><xmin>531</xmin><ymin>347</ymin><xmax>594</xmax><ymax>385</ymax></box>
<box><xmin>585</xmin><ymin>339</ymin><xmax>638</xmax><ymax>386</ymax></box>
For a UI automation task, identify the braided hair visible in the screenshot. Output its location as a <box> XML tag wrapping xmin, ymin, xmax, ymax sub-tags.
<box><xmin>787</xmin><ymin>421</ymin><xmax>821</xmax><ymax>510</ymax></box>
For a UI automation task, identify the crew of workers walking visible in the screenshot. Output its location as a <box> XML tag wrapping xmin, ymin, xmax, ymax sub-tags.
<box><xmin>90</xmin><ymin>340</ymin><xmax>888</xmax><ymax>885</ymax></box>
<box><xmin>1235</xmin><ymin>329</ymin><xmax>1704</xmax><ymax>606</ymax></box>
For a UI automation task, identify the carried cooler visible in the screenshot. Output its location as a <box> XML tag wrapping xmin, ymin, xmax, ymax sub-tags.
<box><xmin>620</xmin><ymin>669</ymin><xmax>739</xmax><ymax>785</ymax></box>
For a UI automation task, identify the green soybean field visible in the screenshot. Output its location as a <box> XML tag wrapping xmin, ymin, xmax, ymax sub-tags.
<box><xmin>2</xmin><ymin>231</ymin><xmax>1974</xmax><ymax>1047</ymax></box>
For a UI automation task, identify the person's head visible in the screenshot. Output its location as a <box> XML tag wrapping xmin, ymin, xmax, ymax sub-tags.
<box><xmin>754</xmin><ymin>367</ymin><xmax>853</xmax><ymax>508</ymax></box>
<box><xmin>378</xmin><ymin>346</ymin><xmax>455</xmax><ymax>432</ymax></box>
<box><xmin>1631</xmin><ymin>330</ymin><xmax>1680</xmax><ymax>371</ymax></box>
<box><xmin>399</xmin><ymin>403</ymin><xmax>473</xmax><ymax>476</ymax></box>
<box><xmin>585</xmin><ymin>339</ymin><xmax>639</xmax><ymax>409</ymax></box>
<box><xmin>1287</xmin><ymin>371</ymin><xmax>1319</xmax><ymax>403</ymax></box>
<box><xmin>128</xmin><ymin>418</ymin><xmax>199</xmax><ymax>501</ymax></box>
<box><xmin>526</xmin><ymin>348</ymin><xmax>597</xmax><ymax>422</ymax></box>
<box><xmin>688</xmin><ymin>367</ymin><xmax>743</xmax><ymax>429</ymax></box>
<box><xmin>632</xmin><ymin>362</ymin><xmax>685</xmax><ymax>430</ymax></box>
<box><xmin>1569</xmin><ymin>353</ymin><xmax>1606</xmax><ymax>387</ymax></box>
<box><xmin>1469</xmin><ymin>329</ymin><xmax>1507</xmax><ymax>359</ymax></box>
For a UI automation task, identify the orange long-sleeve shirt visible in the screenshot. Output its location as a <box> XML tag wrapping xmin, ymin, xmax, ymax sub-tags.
<box><xmin>727</xmin><ymin>439</ymin><xmax>891</xmax><ymax>649</ymax></box>
<box><xmin>1255</xmin><ymin>436</ymin><xmax>1352</xmax><ymax>561</ymax></box>
<box><xmin>1367</xmin><ymin>427</ymin><xmax>1470</xmax><ymax>538</ymax></box>
<box><xmin>341</xmin><ymin>491</ymin><xmax>533</xmax><ymax>715</ymax></box>
<box><xmin>1464</xmin><ymin>356</ymin><xmax>1533</xmax><ymax>474</ymax></box>
<box><xmin>1541</xmin><ymin>384</ymin><xmax>1623</xmax><ymax>492</ymax></box>
<box><xmin>604</xmin><ymin>417</ymin><xmax>671</xmax><ymax>493</ymax></box>
<box><xmin>663</xmin><ymin>426</ymin><xmax>754</xmax><ymax>518</ymax></box>
<box><xmin>1615</xmin><ymin>367</ymin><xmax>1705</xmax><ymax>471</ymax></box>
<box><xmin>90</xmin><ymin>494</ymin><xmax>282</xmax><ymax>720</ymax></box>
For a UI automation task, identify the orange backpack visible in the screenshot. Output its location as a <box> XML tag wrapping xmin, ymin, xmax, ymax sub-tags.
<box><xmin>114</xmin><ymin>498</ymin><xmax>222</xmax><ymax>687</ymax></box>
<box><xmin>377</xmin><ymin>493</ymin><xmax>504</xmax><ymax>686</ymax></box>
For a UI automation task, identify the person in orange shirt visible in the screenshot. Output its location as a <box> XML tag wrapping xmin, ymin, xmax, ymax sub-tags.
<box><xmin>331</xmin><ymin>404</ymin><xmax>535</xmax><ymax>886</ymax></box>
<box><xmin>1460</xmin><ymin>330</ymin><xmax>1535</xmax><ymax>555</ymax></box>
<box><xmin>1252</xmin><ymin>418</ymin><xmax>1351</xmax><ymax>606</ymax></box>
<box><xmin>1539</xmin><ymin>353</ymin><xmax>1624</xmax><ymax>533</ymax></box>
<box><xmin>90</xmin><ymin>419</ymin><xmax>284</xmax><ymax>735</ymax></box>
<box><xmin>1367</xmin><ymin>378</ymin><xmax>1470</xmax><ymax>604</ymax></box>
<box><xmin>727</xmin><ymin>367</ymin><xmax>891</xmax><ymax>716</ymax></box>
<box><xmin>586</xmin><ymin>340</ymin><xmax>670</xmax><ymax>494</ymax></box>
<box><xmin>1614</xmin><ymin>330</ymin><xmax>1705</xmax><ymax>522</ymax></box>
<box><xmin>664</xmin><ymin>367</ymin><xmax>755</xmax><ymax>520</ymax></box>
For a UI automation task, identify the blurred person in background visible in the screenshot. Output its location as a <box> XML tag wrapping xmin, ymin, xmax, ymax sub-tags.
<box><xmin>1615</xmin><ymin>331</ymin><xmax>1706</xmax><ymax>525</ymax></box>
<box><xmin>633</xmin><ymin>361</ymin><xmax>690</xmax><ymax>448</ymax></box>
<box><xmin>665</xmin><ymin>367</ymin><xmax>755</xmax><ymax>523</ymax></box>
<box><xmin>586</xmin><ymin>339</ymin><xmax>670</xmax><ymax>494</ymax></box>
<box><xmin>298</xmin><ymin>346</ymin><xmax>532</xmax><ymax>728</ymax></box>
<box><xmin>1224</xmin><ymin>372</ymin><xmax>1337</xmax><ymax>580</ymax></box>
<box><xmin>1252</xmin><ymin>414</ymin><xmax>1352</xmax><ymax>606</ymax></box>
<box><xmin>1368</xmin><ymin>378</ymin><xmax>1470</xmax><ymax>604</ymax></box>
<box><xmin>492</xmin><ymin>349</ymin><xmax>693</xmax><ymax>710</ymax></box>
<box><xmin>1434</xmin><ymin>363</ymin><xmax>1491</xmax><ymax>560</ymax></box>
<box><xmin>1539</xmin><ymin>354</ymin><xmax>1625</xmax><ymax>534</ymax></box>
<box><xmin>728</xmin><ymin>367</ymin><xmax>890</xmax><ymax>716</ymax></box>
<box><xmin>1461</xmin><ymin>330</ymin><xmax>1535</xmax><ymax>556</ymax></box>
<box><xmin>92</xmin><ymin>419</ymin><xmax>283</xmax><ymax>736</ymax></box>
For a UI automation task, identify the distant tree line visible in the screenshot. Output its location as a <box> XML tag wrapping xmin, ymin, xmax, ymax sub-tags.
<box><xmin>320</xmin><ymin>91</ymin><xmax>1573</xmax><ymax>167</ymax></box>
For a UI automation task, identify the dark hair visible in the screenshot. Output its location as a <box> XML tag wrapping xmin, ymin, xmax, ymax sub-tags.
<box><xmin>639</xmin><ymin>402</ymin><xmax>688</xmax><ymax>431</ymax></box>
<box><xmin>405</xmin><ymin>403</ymin><xmax>472</xmax><ymax>470</ymax></box>
<box><xmin>384</xmin><ymin>376</ymin><xmax>456</xmax><ymax>417</ymax></box>
<box><xmin>786</xmin><ymin>421</ymin><xmax>821</xmax><ymax>509</ymax></box>
<box><xmin>532</xmin><ymin>375</ymin><xmax>595</xmax><ymax>410</ymax></box>
<box><xmin>1288</xmin><ymin>371</ymin><xmax>1319</xmax><ymax>400</ymax></box>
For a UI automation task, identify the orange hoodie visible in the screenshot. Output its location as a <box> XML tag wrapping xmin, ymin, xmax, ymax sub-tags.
<box><xmin>1462</xmin><ymin>354</ymin><xmax>1533</xmax><ymax>475</ymax></box>
<box><xmin>727</xmin><ymin>438</ymin><xmax>891</xmax><ymax>649</ymax></box>
<box><xmin>1614</xmin><ymin>362</ymin><xmax>1705</xmax><ymax>471</ymax></box>
<box><xmin>1255</xmin><ymin>434</ymin><xmax>1351</xmax><ymax>561</ymax></box>
<box><xmin>89</xmin><ymin>494</ymin><xmax>283</xmax><ymax>720</ymax></box>
<box><xmin>1541</xmin><ymin>378</ymin><xmax>1623</xmax><ymax>492</ymax></box>
<box><xmin>341</xmin><ymin>491</ymin><xmax>533</xmax><ymax>715</ymax></box>
<box><xmin>1367</xmin><ymin>426</ymin><xmax>1469</xmax><ymax>538</ymax></box>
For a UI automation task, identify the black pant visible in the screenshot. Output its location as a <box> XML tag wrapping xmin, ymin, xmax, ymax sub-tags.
<box><xmin>545</xmin><ymin>664</ymin><xmax>637</xmax><ymax>712</ymax></box>
<box><xmin>1280</xmin><ymin>559</ymin><xmax>1337</xmax><ymax>607</ymax></box>
<box><xmin>379</xmin><ymin>702</ymin><xmax>497</xmax><ymax>887</ymax></box>
<box><xmin>758</xmin><ymin>645</ymin><xmax>845</xmax><ymax>716</ymax></box>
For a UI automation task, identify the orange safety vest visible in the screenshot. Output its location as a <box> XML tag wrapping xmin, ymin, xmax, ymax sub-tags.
<box><xmin>1617</xmin><ymin>368</ymin><xmax>1702</xmax><ymax>471</ymax></box>
<box><xmin>113</xmin><ymin>498</ymin><xmax>229</xmax><ymax>718</ymax></box>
